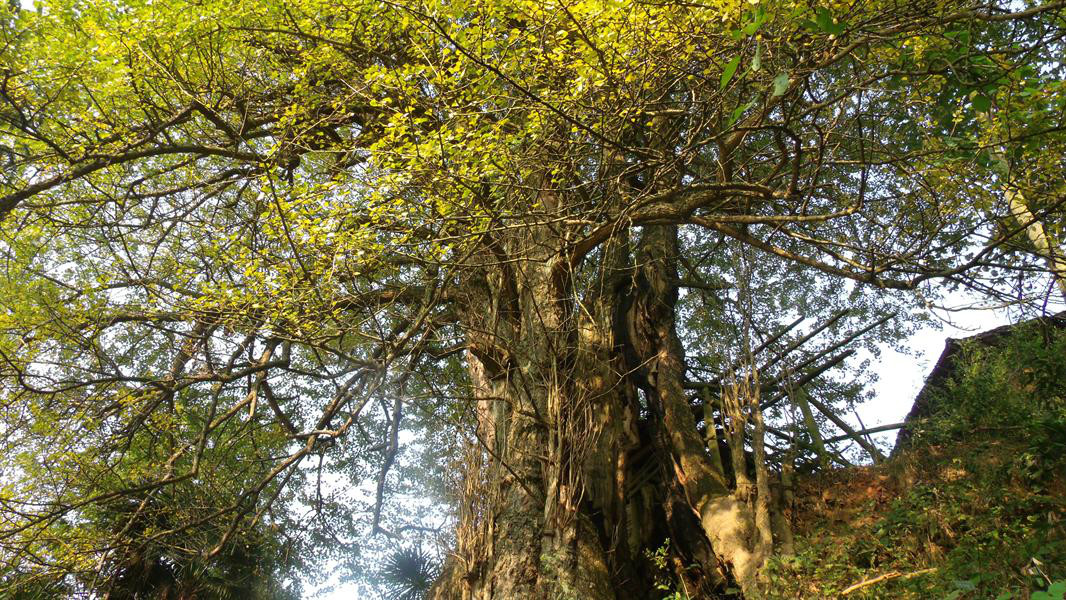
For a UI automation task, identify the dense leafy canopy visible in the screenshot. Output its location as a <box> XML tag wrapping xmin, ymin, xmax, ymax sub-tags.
<box><xmin>0</xmin><ymin>0</ymin><xmax>1064</xmax><ymax>595</ymax></box>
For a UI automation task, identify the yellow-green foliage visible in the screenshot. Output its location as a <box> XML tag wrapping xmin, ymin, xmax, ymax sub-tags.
<box><xmin>2</xmin><ymin>0</ymin><xmax>1065</xmax><ymax>594</ymax></box>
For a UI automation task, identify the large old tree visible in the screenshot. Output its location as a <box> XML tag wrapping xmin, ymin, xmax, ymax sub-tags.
<box><xmin>1</xmin><ymin>0</ymin><xmax>1064</xmax><ymax>597</ymax></box>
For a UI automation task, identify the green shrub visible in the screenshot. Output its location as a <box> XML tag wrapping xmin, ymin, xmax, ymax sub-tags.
<box><xmin>913</xmin><ymin>321</ymin><xmax>1066</xmax><ymax>458</ymax></box>
<box><xmin>758</xmin><ymin>320</ymin><xmax>1066</xmax><ymax>599</ymax></box>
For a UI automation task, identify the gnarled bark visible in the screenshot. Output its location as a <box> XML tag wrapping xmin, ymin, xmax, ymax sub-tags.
<box><xmin>434</xmin><ymin>225</ymin><xmax>775</xmax><ymax>599</ymax></box>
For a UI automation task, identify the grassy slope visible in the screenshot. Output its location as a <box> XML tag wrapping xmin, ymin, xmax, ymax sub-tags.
<box><xmin>760</xmin><ymin>442</ymin><xmax>1065</xmax><ymax>599</ymax></box>
<box><xmin>759</xmin><ymin>322</ymin><xmax>1066</xmax><ymax>600</ymax></box>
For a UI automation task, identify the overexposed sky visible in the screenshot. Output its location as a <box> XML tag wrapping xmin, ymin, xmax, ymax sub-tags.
<box><xmin>857</xmin><ymin>307</ymin><xmax>1012</xmax><ymax>448</ymax></box>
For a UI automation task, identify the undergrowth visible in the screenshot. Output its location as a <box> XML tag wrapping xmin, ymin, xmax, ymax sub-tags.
<box><xmin>757</xmin><ymin>320</ymin><xmax>1066</xmax><ymax>599</ymax></box>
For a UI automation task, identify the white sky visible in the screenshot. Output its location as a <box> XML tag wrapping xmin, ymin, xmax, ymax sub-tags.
<box><xmin>856</xmin><ymin>307</ymin><xmax>1011</xmax><ymax>447</ymax></box>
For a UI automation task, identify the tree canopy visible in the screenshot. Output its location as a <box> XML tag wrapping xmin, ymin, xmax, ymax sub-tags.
<box><xmin>0</xmin><ymin>0</ymin><xmax>1064</xmax><ymax>596</ymax></box>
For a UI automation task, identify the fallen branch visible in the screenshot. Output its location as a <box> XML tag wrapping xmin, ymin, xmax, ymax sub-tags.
<box><xmin>842</xmin><ymin>568</ymin><xmax>937</xmax><ymax>595</ymax></box>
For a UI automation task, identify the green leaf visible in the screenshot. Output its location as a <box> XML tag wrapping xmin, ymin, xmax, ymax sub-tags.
<box><xmin>772</xmin><ymin>72</ymin><xmax>789</xmax><ymax>96</ymax></box>
<box><xmin>728</xmin><ymin>101</ymin><xmax>756</xmax><ymax>127</ymax></box>
<box><xmin>973</xmin><ymin>94</ymin><xmax>992</xmax><ymax>112</ymax></box>
<box><xmin>815</xmin><ymin>8</ymin><xmax>833</xmax><ymax>30</ymax></box>
<box><xmin>992</xmin><ymin>153</ymin><xmax>1009</xmax><ymax>175</ymax></box>
<box><xmin>720</xmin><ymin>56</ymin><xmax>742</xmax><ymax>90</ymax></box>
<box><xmin>815</xmin><ymin>7</ymin><xmax>846</xmax><ymax>35</ymax></box>
<box><xmin>742</xmin><ymin>6</ymin><xmax>766</xmax><ymax>36</ymax></box>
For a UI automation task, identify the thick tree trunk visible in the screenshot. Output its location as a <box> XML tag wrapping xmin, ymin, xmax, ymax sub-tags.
<box><xmin>432</xmin><ymin>216</ymin><xmax>620</xmax><ymax>598</ymax></box>
<box><xmin>433</xmin><ymin>225</ymin><xmax>771</xmax><ymax>598</ymax></box>
<box><xmin>629</xmin><ymin>225</ymin><xmax>766</xmax><ymax>596</ymax></box>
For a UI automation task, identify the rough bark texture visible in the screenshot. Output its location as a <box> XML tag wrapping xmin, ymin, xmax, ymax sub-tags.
<box><xmin>432</xmin><ymin>223</ymin><xmax>776</xmax><ymax>598</ymax></box>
